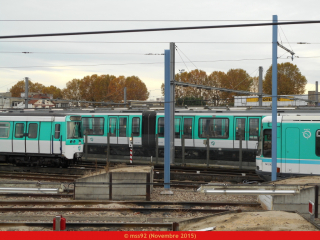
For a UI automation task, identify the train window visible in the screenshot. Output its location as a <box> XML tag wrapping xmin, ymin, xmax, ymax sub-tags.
<box><xmin>0</xmin><ymin>122</ymin><xmax>10</xmax><ymax>138</ymax></box>
<box><xmin>28</xmin><ymin>123</ymin><xmax>38</xmax><ymax>138</ymax></box>
<box><xmin>316</xmin><ymin>130</ymin><xmax>320</xmax><ymax>156</ymax></box>
<box><xmin>249</xmin><ymin>118</ymin><xmax>259</xmax><ymax>140</ymax></box>
<box><xmin>119</xmin><ymin>118</ymin><xmax>127</xmax><ymax>137</ymax></box>
<box><xmin>183</xmin><ymin>118</ymin><xmax>193</xmax><ymax>139</ymax></box>
<box><xmin>235</xmin><ymin>118</ymin><xmax>246</xmax><ymax>140</ymax></box>
<box><xmin>175</xmin><ymin>119</ymin><xmax>181</xmax><ymax>138</ymax></box>
<box><xmin>67</xmin><ymin>122</ymin><xmax>82</xmax><ymax>139</ymax></box>
<box><xmin>15</xmin><ymin>123</ymin><xmax>25</xmax><ymax>138</ymax></box>
<box><xmin>132</xmin><ymin>117</ymin><xmax>140</xmax><ymax>137</ymax></box>
<box><xmin>54</xmin><ymin>124</ymin><xmax>60</xmax><ymax>139</ymax></box>
<box><xmin>158</xmin><ymin>117</ymin><xmax>164</xmax><ymax>138</ymax></box>
<box><xmin>109</xmin><ymin>117</ymin><xmax>117</xmax><ymax>137</ymax></box>
<box><xmin>198</xmin><ymin>118</ymin><xmax>229</xmax><ymax>138</ymax></box>
<box><xmin>263</xmin><ymin>129</ymin><xmax>272</xmax><ymax>157</ymax></box>
<box><xmin>83</xmin><ymin>117</ymin><xmax>104</xmax><ymax>135</ymax></box>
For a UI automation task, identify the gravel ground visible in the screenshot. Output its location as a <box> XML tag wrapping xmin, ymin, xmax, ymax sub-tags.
<box><xmin>0</xmin><ymin>180</ymin><xmax>262</xmax><ymax>231</ymax></box>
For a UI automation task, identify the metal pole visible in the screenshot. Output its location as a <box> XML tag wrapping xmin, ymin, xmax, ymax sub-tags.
<box><xmin>315</xmin><ymin>185</ymin><xmax>319</xmax><ymax>219</ymax></box>
<box><xmin>271</xmin><ymin>15</ymin><xmax>278</xmax><ymax>181</ymax></box>
<box><xmin>316</xmin><ymin>81</ymin><xmax>318</xmax><ymax>106</ymax></box>
<box><xmin>55</xmin><ymin>215</ymin><xmax>61</xmax><ymax>231</ymax></box>
<box><xmin>85</xmin><ymin>134</ymin><xmax>88</xmax><ymax>162</ymax></box>
<box><xmin>258</xmin><ymin>66</ymin><xmax>263</xmax><ymax>107</ymax></box>
<box><xmin>206</xmin><ymin>135</ymin><xmax>209</xmax><ymax>167</ymax></box>
<box><xmin>107</xmin><ymin>132</ymin><xmax>110</xmax><ymax>162</ymax></box>
<box><xmin>239</xmin><ymin>132</ymin><xmax>242</xmax><ymax>169</ymax></box>
<box><xmin>170</xmin><ymin>42</ymin><xmax>175</xmax><ymax>164</ymax></box>
<box><xmin>124</xmin><ymin>87</ymin><xmax>127</xmax><ymax>105</ymax></box>
<box><xmin>182</xmin><ymin>134</ymin><xmax>185</xmax><ymax>165</ymax></box>
<box><xmin>25</xmin><ymin>77</ymin><xmax>29</xmax><ymax>109</ymax></box>
<box><xmin>156</xmin><ymin>134</ymin><xmax>159</xmax><ymax>164</ymax></box>
<box><xmin>164</xmin><ymin>49</ymin><xmax>171</xmax><ymax>190</ymax></box>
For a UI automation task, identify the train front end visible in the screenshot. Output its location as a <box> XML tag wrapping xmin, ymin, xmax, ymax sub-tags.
<box><xmin>255</xmin><ymin>116</ymin><xmax>282</xmax><ymax>181</ymax></box>
<box><xmin>64</xmin><ymin>116</ymin><xmax>83</xmax><ymax>161</ymax></box>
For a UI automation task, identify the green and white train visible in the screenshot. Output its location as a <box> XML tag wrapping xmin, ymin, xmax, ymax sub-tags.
<box><xmin>256</xmin><ymin>115</ymin><xmax>320</xmax><ymax>180</ymax></box>
<box><xmin>0</xmin><ymin>112</ymin><xmax>83</xmax><ymax>167</ymax></box>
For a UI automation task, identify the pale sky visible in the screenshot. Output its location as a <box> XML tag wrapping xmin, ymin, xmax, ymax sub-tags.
<box><xmin>1</xmin><ymin>0</ymin><xmax>320</xmax><ymax>100</ymax></box>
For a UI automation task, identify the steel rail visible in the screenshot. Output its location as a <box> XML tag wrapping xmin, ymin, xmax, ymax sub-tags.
<box><xmin>0</xmin><ymin>174</ymin><xmax>76</xmax><ymax>182</ymax></box>
<box><xmin>0</xmin><ymin>193</ymin><xmax>73</xmax><ymax>198</ymax></box>
<box><xmin>0</xmin><ymin>207</ymin><xmax>229</xmax><ymax>213</ymax></box>
<box><xmin>0</xmin><ymin>200</ymin><xmax>260</xmax><ymax>207</ymax></box>
<box><xmin>0</xmin><ymin>222</ymin><xmax>178</xmax><ymax>230</ymax></box>
<box><xmin>0</xmin><ymin>171</ymin><xmax>82</xmax><ymax>178</ymax></box>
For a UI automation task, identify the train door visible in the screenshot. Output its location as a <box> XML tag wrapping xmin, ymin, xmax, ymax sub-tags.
<box><xmin>234</xmin><ymin>117</ymin><xmax>247</xmax><ymax>149</ymax></box>
<box><xmin>182</xmin><ymin>117</ymin><xmax>194</xmax><ymax>147</ymax></box>
<box><xmin>131</xmin><ymin>117</ymin><xmax>141</xmax><ymax>145</ymax></box>
<box><xmin>174</xmin><ymin>117</ymin><xmax>182</xmax><ymax>146</ymax></box>
<box><xmin>12</xmin><ymin>122</ymin><xmax>26</xmax><ymax>153</ymax></box>
<box><xmin>247</xmin><ymin>117</ymin><xmax>261</xmax><ymax>150</ymax></box>
<box><xmin>26</xmin><ymin>122</ymin><xmax>39</xmax><ymax>153</ymax></box>
<box><xmin>52</xmin><ymin>123</ymin><xmax>61</xmax><ymax>154</ymax></box>
<box><xmin>118</xmin><ymin>116</ymin><xmax>129</xmax><ymax>145</ymax></box>
<box><xmin>285</xmin><ymin>127</ymin><xmax>300</xmax><ymax>173</ymax></box>
<box><xmin>108</xmin><ymin>117</ymin><xmax>118</xmax><ymax>144</ymax></box>
<box><xmin>39</xmin><ymin>122</ymin><xmax>51</xmax><ymax>154</ymax></box>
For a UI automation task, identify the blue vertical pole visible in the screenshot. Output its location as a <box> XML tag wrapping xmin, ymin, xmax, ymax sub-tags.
<box><xmin>271</xmin><ymin>15</ymin><xmax>278</xmax><ymax>181</ymax></box>
<box><xmin>164</xmin><ymin>49</ymin><xmax>171</xmax><ymax>189</ymax></box>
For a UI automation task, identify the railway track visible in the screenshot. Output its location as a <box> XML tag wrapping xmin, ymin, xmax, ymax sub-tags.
<box><xmin>0</xmin><ymin>222</ymin><xmax>179</xmax><ymax>231</ymax></box>
<box><xmin>0</xmin><ymin>200</ymin><xmax>260</xmax><ymax>207</ymax></box>
<box><xmin>0</xmin><ymin>164</ymin><xmax>262</xmax><ymax>183</ymax></box>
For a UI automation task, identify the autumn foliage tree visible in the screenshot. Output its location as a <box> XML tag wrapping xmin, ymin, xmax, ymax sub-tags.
<box><xmin>62</xmin><ymin>74</ymin><xmax>149</xmax><ymax>103</ymax></box>
<box><xmin>10</xmin><ymin>80</ymin><xmax>46</xmax><ymax>97</ymax></box>
<box><xmin>161</xmin><ymin>69</ymin><xmax>253</xmax><ymax>106</ymax></box>
<box><xmin>263</xmin><ymin>62</ymin><xmax>307</xmax><ymax>95</ymax></box>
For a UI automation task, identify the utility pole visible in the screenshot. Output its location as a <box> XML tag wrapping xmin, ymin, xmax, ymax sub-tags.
<box><xmin>316</xmin><ymin>81</ymin><xmax>318</xmax><ymax>106</ymax></box>
<box><xmin>124</xmin><ymin>87</ymin><xmax>127</xmax><ymax>105</ymax></box>
<box><xmin>258</xmin><ymin>67</ymin><xmax>263</xmax><ymax>107</ymax></box>
<box><xmin>25</xmin><ymin>77</ymin><xmax>29</xmax><ymax>109</ymax></box>
<box><xmin>271</xmin><ymin>15</ymin><xmax>278</xmax><ymax>181</ymax></box>
<box><xmin>170</xmin><ymin>42</ymin><xmax>175</xmax><ymax>164</ymax></box>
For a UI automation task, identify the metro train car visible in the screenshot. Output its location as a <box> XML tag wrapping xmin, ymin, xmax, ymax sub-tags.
<box><xmin>58</xmin><ymin>108</ymin><xmax>267</xmax><ymax>163</ymax></box>
<box><xmin>256</xmin><ymin>115</ymin><xmax>320</xmax><ymax>181</ymax></box>
<box><xmin>0</xmin><ymin>112</ymin><xmax>83</xmax><ymax>167</ymax></box>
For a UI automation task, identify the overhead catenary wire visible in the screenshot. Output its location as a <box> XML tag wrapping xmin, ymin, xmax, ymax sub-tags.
<box><xmin>1</xmin><ymin>20</ymin><xmax>320</xmax><ymax>39</ymax></box>
<box><xmin>0</xmin><ymin>57</ymin><xmax>316</xmax><ymax>69</ymax></box>
<box><xmin>0</xmin><ymin>19</ymin><xmax>317</xmax><ymax>22</ymax></box>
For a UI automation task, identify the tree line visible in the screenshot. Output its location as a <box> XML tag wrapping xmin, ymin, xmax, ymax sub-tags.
<box><xmin>161</xmin><ymin>62</ymin><xmax>307</xmax><ymax>106</ymax></box>
<box><xmin>9</xmin><ymin>74</ymin><xmax>150</xmax><ymax>103</ymax></box>
<box><xmin>9</xmin><ymin>62</ymin><xmax>307</xmax><ymax>106</ymax></box>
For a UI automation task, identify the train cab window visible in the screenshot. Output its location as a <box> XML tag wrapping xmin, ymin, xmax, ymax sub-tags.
<box><xmin>132</xmin><ymin>117</ymin><xmax>140</xmax><ymax>137</ymax></box>
<box><xmin>67</xmin><ymin>122</ymin><xmax>82</xmax><ymax>139</ymax></box>
<box><xmin>15</xmin><ymin>123</ymin><xmax>25</xmax><ymax>138</ymax></box>
<box><xmin>249</xmin><ymin>118</ymin><xmax>259</xmax><ymax>140</ymax></box>
<box><xmin>183</xmin><ymin>118</ymin><xmax>193</xmax><ymax>139</ymax></box>
<box><xmin>0</xmin><ymin>122</ymin><xmax>10</xmax><ymax>138</ymax></box>
<box><xmin>83</xmin><ymin>117</ymin><xmax>104</xmax><ymax>135</ymax></box>
<box><xmin>158</xmin><ymin>117</ymin><xmax>164</xmax><ymax>137</ymax></box>
<box><xmin>235</xmin><ymin>118</ymin><xmax>246</xmax><ymax>140</ymax></box>
<box><xmin>28</xmin><ymin>123</ymin><xmax>38</xmax><ymax>138</ymax></box>
<box><xmin>198</xmin><ymin>118</ymin><xmax>229</xmax><ymax>138</ymax></box>
<box><xmin>263</xmin><ymin>129</ymin><xmax>272</xmax><ymax>157</ymax></box>
<box><xmin>175</xmin><ymin>119</ymin><xmax>181</xmax><ymax>138</ymax></box>
<box><xmin>109</xmin><ymin>117</ymin><xmax>117</xmax><ymax>137</ymax></box>
<box><xmin>54</xmin><ymin>124</ymin><xmax>60</xmax><ymax>139</ymax></box>
<box><xmin>119</xmin><ymin>118</ymin><xmax>127</xmax><ymax>137</ymax></box>
<box><xmin>316</xmin><ymin>130</ymin><xmax>320</xmax><ymax>156</ymax></box>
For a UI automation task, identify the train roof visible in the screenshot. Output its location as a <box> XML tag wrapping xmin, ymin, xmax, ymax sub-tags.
<box><xmin>0</xmin><ymin>111</ymin><xmax>81</xmax><ymax>117</ymax></box>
